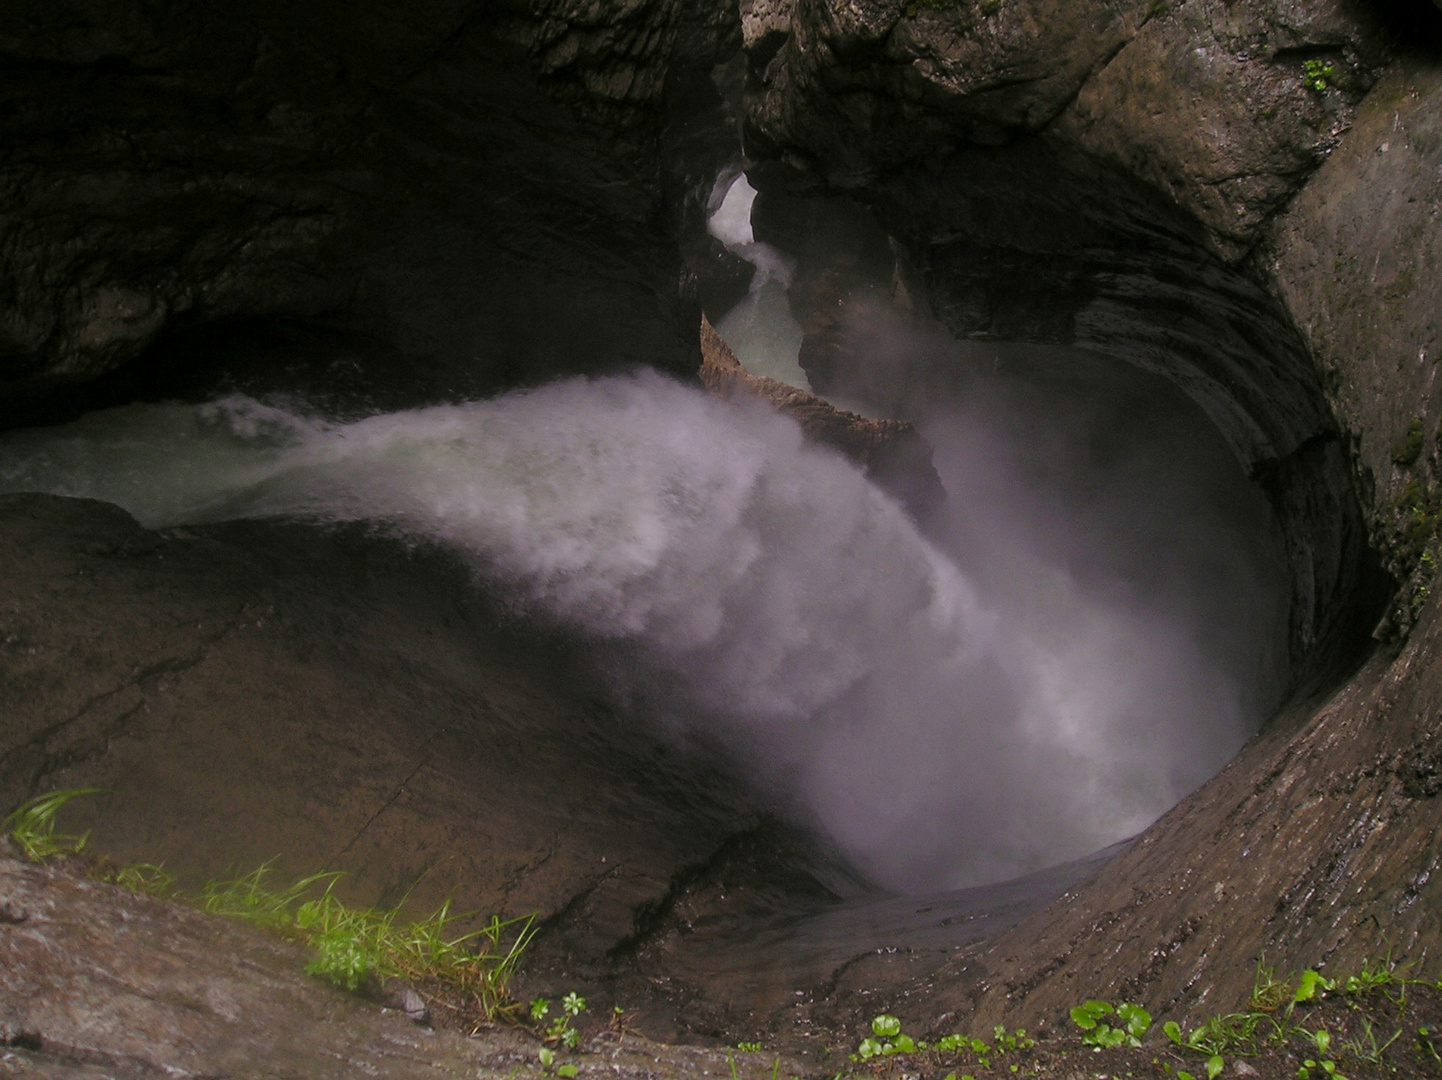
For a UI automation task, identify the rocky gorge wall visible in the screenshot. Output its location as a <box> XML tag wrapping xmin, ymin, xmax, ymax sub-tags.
<box><xmin>0</xmin><ymin>0</ymin><xmax>739</xmax><ymax>422</ymax></box>
<box><xmin>731</xmin><ymin>0</ymin><xmax>1442</xmax><ymax>1033</ymax></box>
<box><xmin>741</xmin><ymin>0</ymin><xmax>1442</xmax><ymax>676</ymax></box>
<box><xmin>2</xmin><ymin>0</ymin><xmax>1442</xmax><ymax>1056</ymax></box>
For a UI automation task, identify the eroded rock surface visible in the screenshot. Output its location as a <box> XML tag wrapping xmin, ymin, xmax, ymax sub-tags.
<box><xmin>1264</xmin><ymin>53</ymin><xmax>1442</xmax><ymax>618</ymax></box>
<box><xmin>0</xmin><ymin>849</ymin><xmax>802</xmax><ymax>1079</ymax></box>
<box><xmin>731</xmin><ymin>0</ymin><xmax>1442</xmax><ymax>1035</ymax></box>
<box><xmin>745</xmin><ymin>0</ymin><xmax>1392</xmax><ymax>256</ymax></box>
<box><xmin>908</xmin><ymin>588</ymin><xmax>1442</xmax><ymax>1034</ymax></box>
<box><xmin>738</xmin><ymin>0</ymin><xmax>1424</xmax><ymax>681</ymax></box>
<box><xmin>3</xmin><ymin>0</ymin><xmax>1442</xmax><ymax>1063</ymax></box>
<box><xmin>0</xmin><ymin>492</ymin><xmax>780</xmax><ymax>974</ymax></box>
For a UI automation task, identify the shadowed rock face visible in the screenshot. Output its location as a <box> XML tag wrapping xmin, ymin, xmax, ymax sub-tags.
<box><xmin>744</xmin><ymin>0</ymin><xmax>1395</xmax><ymax>255</ymax></box>
<box><xmin>0</xmin><ymin>0</ymin><xmax>743</xmax><ymax>424</ymax></box>
<box><xmin>733</xmin><ymin>0</ymin><xmax>1442</xmax><ymax>1033</ymax></box>
<box><xmin>740</xmin><ymin>0</ymin><xmax>1434</xmax><ymax>682</ymax></box>
<box><xmin>0</xmin><ymin>492</ymin><xmax>781</xmax><ymax>970</ymax></box>
<box><xmin>1264</xmin><ymin>54</ymin><xmax>1442</xmax><ymax>622</ymax></box>
<box><xmin>918</xmin><ymin>597</ymin><xmax>1442</xmax><ymax>1033</ymax></box>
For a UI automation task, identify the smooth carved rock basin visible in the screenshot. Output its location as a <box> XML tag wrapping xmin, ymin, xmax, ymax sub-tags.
<box><xmin>1</xmin><ymin>0</ymin><xmax>1441</xmax><ymax>1071</ymax></box>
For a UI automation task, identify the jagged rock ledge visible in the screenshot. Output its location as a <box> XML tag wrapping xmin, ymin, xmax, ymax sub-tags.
<box><xmin>699</xmin><ymin>315</ymin><xmax>945</xmax><ymax>516</ymax></box>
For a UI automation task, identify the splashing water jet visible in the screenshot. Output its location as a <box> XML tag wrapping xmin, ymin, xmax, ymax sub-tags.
<box><xmin>0</xmin><ymin>358</ymin><xmax>1286</xmax><ymax>893</ymax></box>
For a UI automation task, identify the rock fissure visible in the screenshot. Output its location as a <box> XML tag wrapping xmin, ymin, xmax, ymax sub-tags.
<box><xmin>337</xmin><ymin>756</ymin><xmax>434</xmax><ymax>859</ymax></box>
<box><xmin>605</xmin><ymin>832</ymin><xmax>759</xmax><ymax>959</ymax></box>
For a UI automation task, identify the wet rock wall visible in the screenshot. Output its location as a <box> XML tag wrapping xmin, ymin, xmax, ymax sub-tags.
<box><xmin>0</xmin><ymin>0</ymin><xmax>741</xmax><ymax>424</ymax></box>
<box><xmin>739</xmin><ymin>0</ymin><xmax>1442</xmax><ymax>679</ymax></box>
<box><xmin>734</xmin><ymin>0</ymin><xmax>1442</xmax><ymax>1030</ymax></box>
<box><xmin>0</xmin><ymin>492</ymin><xmax>768</xmax><ymax>971</ymax></box>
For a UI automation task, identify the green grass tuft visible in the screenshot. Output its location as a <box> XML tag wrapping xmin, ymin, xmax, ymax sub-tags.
<box><xmin>190</xmin><ymin>863</ymin><xmax>537</xmax><ymax>1012</ymax></box>
<box><xmin>197</xmin><ymin>863</ymin><xmax>342</xmax><ymax>929</ymax></box>
<box><xmin>3</xmin><ymin>788</ymin><xmax>100</xmax><ymax>861</ymax></box>
<box><xmin>103</xmin><ymin>861</ymin><xmax>179</xmax><ymax>898</ymax></box>
<box><xmin>4</xmin><ymin>790</ymin><xmax>536</xmax><ymax>1020</ymax></box>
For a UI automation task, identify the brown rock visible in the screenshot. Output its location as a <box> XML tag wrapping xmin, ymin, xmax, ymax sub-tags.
<box><xmin>746</xmin><ymin>0</ymin><xmax>1391</xmax><ymax>256</ymax></box>
<box><xmin>0</xmin><ymin>850</ymin><xmax>803</xmax><ymax>1078</ymax></box>
<box><xmin>0</xmin><ymin>492</ymin><xmax>763</xmax><ymax>972</ymax></box>
<box><xmin>1054</xmin><ymin>0</ymin><xmax>1392</xmax><ymax>257</ymax></box>
<box><xmin>1264</xmin><ymin>53</ymin><xmax>1442</xmax><ymax>587</ymax></box>
<box><xmin>700</xmin><ymin>315</ymin><xmax>944</xmax><ymax>515</ymax></box>
<box><xmin>0</xmin><ymin>0</ymin><xmax>734</xmax><ymax>423</ymax></box>
<box><xmin>737</xmin><ymin>0</ymin><xmax>1411</xmax><ymax>679</ymax></box>
<box><xmin>919</xmin><ymin>590</ymin><xmax>1442</xmax><ymax>1032</ymax></box>
<box><xmin>700</xmin><ymin>314</ymin><xmax>904</xmax><ymax>464</ymax></box>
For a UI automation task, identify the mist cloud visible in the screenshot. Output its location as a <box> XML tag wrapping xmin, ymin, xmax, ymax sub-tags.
<box><xmin>0</xmin><ymin>353</ymin><xmax>1287</xmax><ymax>892</ymax></box>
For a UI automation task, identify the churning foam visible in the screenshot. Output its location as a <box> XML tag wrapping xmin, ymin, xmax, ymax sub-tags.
<box><xmin>0</xmin><ymin>372</ymin><xmax>1266</xmax><ymax>890</ymax></box>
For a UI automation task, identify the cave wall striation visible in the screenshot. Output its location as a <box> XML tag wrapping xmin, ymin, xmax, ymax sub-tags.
<box><xmin>741</xmin><ymin>0</ymin><xmax>1433</xmax><ymax>673</ymax></box>
<box><xmin>736</xmin><ymin>0</ymin><xmax>1442</xmax><ymax>1027</ymax></box>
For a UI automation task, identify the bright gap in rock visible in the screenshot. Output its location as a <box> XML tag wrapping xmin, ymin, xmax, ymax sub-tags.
<box><xmin>706</xmin><ymin>173</ymin><xmax>812</xmax><ymax>392</ymax></box>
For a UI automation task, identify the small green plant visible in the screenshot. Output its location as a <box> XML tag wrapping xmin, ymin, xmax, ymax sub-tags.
<box><xmin>1297</xmin><ymin>1054</ymin><xmax>1345</xmax><ymax>1080</ymax></box>
<box><xmin>1419</xmin><ymin>1024</ymin><xmax>1440</xmax><ymax>1065</ymax></box>
<box><xmin>736</xmin><ymin>1042</ymin><xmax>762</xmax><ymax>1052</ymax></box>
<box><xmin>1072</xmin><ymin>960</ymin><xmax>1436</xmax><ymax>1078</ymax></box>
<box><xmin>1291</xmin><ymin>969</ymin><xmax>1335</xmax><ymax>1008</ymax></box>
<box><xmin>1069</xmin><ymin>1000</ymin><xmax>1151</xmax><ymax>1049</ymax></box>
<box><xmin>537</xmin><ymin>1045</ymin><xmax>579</xmax><ymax>1076</ymax></box>
<box><xmin>936</xmin><ymin>1034</ymin><xmax>988</xmax><ymax>1053</ymax></box>
<box><xmin>1250</xmin><ymin>957</ymin><xmax>1288</xmax><ymax>1012</ymax></box>
<box><xmin>1414</xmin><ymin>552</ymin><xmax>1436</xmax><ymax>612</ymax></box>
<box><xmin>1393</xmin><ymin>419</ymin><xmax>1425</xmax><ymax>467</ymax></box>
<box><xmin>1165</xmin><ymin>1011</ymin><xmax>1272</xmax><ymax>1056</ymax></box>
<box><xmin>4</xmin><ymin>788</ymin><xmax>100</xmax><ymax>860</ymax></box>
<box><xmin>855</xmin><ymin>1014</ymin><xmax>920</xmax><ymax>1060</ymax></box>
<box><xmin>990</xmin><ymin>1025</ymin><xmax>1034</xmax><ymax>1052</ymax></box>
<box><xmin>198</xmin><ymin>864</ymin><xmax>339</xmax><ymax>928</ymax></box>
<box><xmin>533</xmin><ymin>991</ymin><xmax>587</xmax><ymax>1049</ymax></box>
<box><xmin>1303</xmin><ymin>59</ymin><xmax>1339</xmax><ymax>93</ymax></box>
<box><xmin>1341</xmin><ymin>952</ymin><xmax>1407</xmax><ymax>999</ymax></box>
<box><xmin>195</xmin><ymin>863</ymin><xmax>535</xmax><ymax>1011</ymax></box>
<box><xmin>1384</xmin><ymin>475</ymin><xmax>1442</xmax><ymax>629</ymax></box>
<box><xmin>931</xmin><ymin>1024</ymin><xmax>1029</xmax><ymax>1069</ymax></box>
<box><xmin>1342</xmin><ymin>1016</ymin><xmax>1401</xmax><ymax>1064</ymax></box>
<box><xmin>102</xmin><ymin>861</ymin><xmax>178</xmax><ymax>898</ymax></box>
<box><xmin>5</xmin><ymin>788</ymin><xmax>537</xmax><ymax>1019</ymax></box>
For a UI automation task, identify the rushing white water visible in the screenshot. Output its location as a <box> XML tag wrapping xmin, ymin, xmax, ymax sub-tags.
<box><xmin>0</xmin><ymin>368</ymin><xmax>1281</xmax><ymax>891</ymax></box>
<box><xmin>707</xmin><ymin>174</ymin><xmax>811</xmax><ymax>391</ymax></box>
